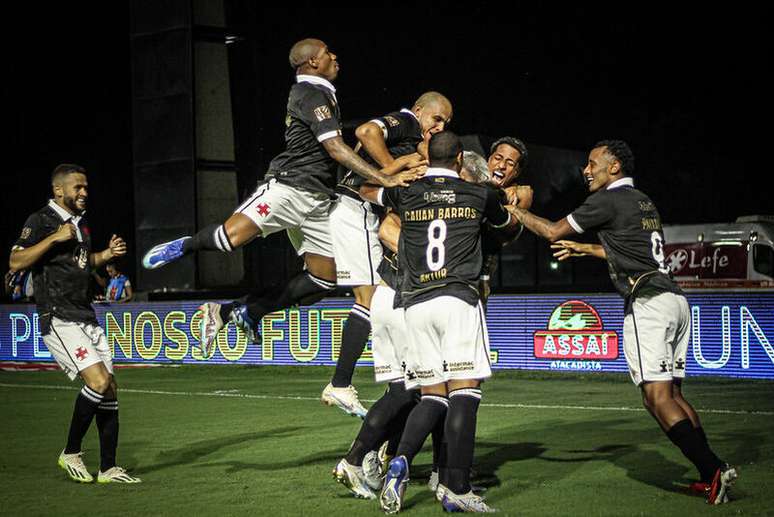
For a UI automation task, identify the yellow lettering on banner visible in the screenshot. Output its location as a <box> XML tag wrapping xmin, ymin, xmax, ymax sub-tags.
<box><xmin>189</xmin><ymin>309</ymin><xmax>207</xmax><ymax>361</ymax></box>
<box><xmin>105</xmin><ymin>312</ymin><xmax>132</xmax><ymax>359</ymax></box>
<box><xmin>164</xmin><ymin>311</ymin><xmax>189</xmax><ymax>360</ymax></box>
<box><xmin>289</xmin><ymin>309</ymin><xmax>319</xmax><ymax>362</ymax></box>
<box><xmin>218</xmin><ymin>323</ymin><xmax>247</xmax><ymax>362</ymax></box>
<box><xmin>134</xmin><ymin>312</ymin><xmax>162</xmax><ymax>360</ymax></box>
<box><xmin>489</xmin><ymin>350</ymin><xmax>499</xmax><ymax>364</ymax></box>
<box><xmin>261</xmin><ymin>312</ymin><xmax>286</xmax><ymax>360</ymax></box>
<box><xmin>322</xmin><ymin>309</ymin><xmax>349</xmax><ymax>361</ymax></box>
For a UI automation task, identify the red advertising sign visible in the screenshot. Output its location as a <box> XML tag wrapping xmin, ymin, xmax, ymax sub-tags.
<box><xmin>664</xmin><ymin>242</ymin><xmax>748</xmax><ymax>279</ymax></box>
<box><xmin>533</xmin><ymin>300</ymin><xmax>619</xmax><ymax>359</ymax></box>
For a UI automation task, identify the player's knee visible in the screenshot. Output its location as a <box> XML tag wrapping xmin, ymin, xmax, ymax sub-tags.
<box><xmin>86</xmin><ymin>374</ymin><xmax>111</xmax><ymax>395</ymax></box>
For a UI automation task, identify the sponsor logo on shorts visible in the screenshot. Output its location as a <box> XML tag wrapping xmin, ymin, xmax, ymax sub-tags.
<box><xmin>534</xmin><ymin>300</ymin><xmax>619</xmax><ymax>360</ymax></box>
<box><xmin>447</xmin><ymin>361</ymin><xmax>474</xmax><ymax>373</ymax></box>
<box><xmin>415</xmin><ymin>369</ymin><xmax>435</xmax><ymax>380</ymax></box>
<box><xmin>374</xmin><ymin>365</ymin><xmax>393</xmax><ymax>375</ymax></box>
<box><xmin>675</xmin><ymin>358</ymin><xmax>685</xmax><ymax>370</ymax></box>
<box><xmin>313</xmin><ymin>105</ymin><xmax>332</xmax><ymax>121</ymax></box>
<box><xmin>75</xmin><ymin>346</ymin><xmax>89</xmax><ymax>361</ymax></box>
<box><xmin>256</xmin><ymin>203</ymin><xmax>270</xmax><ymax>216</ymax></box>
<box><xmin>337</xmin><ymin>271</ymin><xmax>351</xmax><ymax>280</ymax></box>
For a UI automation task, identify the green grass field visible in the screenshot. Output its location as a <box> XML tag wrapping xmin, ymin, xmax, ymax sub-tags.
<box><xmin>2</xmin><ymin>366</ymin><xmax>773</xmax><ymax>516</ymax></box>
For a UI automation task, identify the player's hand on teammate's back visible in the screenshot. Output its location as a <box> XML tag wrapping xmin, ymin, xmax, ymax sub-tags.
<box><xmin>52</xmin><ymin>223</ymin><xmax>77</xmax><ymax>243</ymax></box>
<box><xmin>384</xmin><ymin>169</ymin><xmax>418</xmax><ymax>188</ymax></box>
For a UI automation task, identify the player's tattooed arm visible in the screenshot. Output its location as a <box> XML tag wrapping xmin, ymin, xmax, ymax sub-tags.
<box><xmin>323</xmin><ymin>136</ymin><xmax>414</xmax><ymax>187</ymax></box>
<box><xmin>551</xmin><ymin>240</ymin><xmax>606</xmax><ymax>260</ymax></box>
<box><xmin>507</xmin><ymin>206</ymin><xmax>575</xmax><ymax>242</ymax></box>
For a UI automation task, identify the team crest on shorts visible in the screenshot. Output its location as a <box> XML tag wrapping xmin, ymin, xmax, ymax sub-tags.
<box><xmin>383</xmin><ymin>115</ymin><xmax>400</xmax><ymax>127</ymax></box>
<box><xmin>256</xmin><ymin>203</ymin><xmax>271</xmax><ymax>216</ymax></box>
<box><xmin>313</xmin><ymin>105</ymin><xmax>332</xmax><ymax>121</ymax></box>
<box><xmin>75</xmin><ymin>346</ymin><xmax>89</xmax><ymax>361</ymax></box>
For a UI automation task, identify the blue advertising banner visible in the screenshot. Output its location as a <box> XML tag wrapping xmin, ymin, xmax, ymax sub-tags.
<box><xmin>1</xmin><ymin>293</ymin><xmax>773</xmax><ymax>379</ymax></box>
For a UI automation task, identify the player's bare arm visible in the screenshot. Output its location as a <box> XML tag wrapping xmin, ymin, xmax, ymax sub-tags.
<box><xmin>323</xmin><ymin>136</ymin><xmax>413</xmax><ymax>187</ymax></box>
<box><xmin>377</xmin><ymin>212</ymin><xmax>401</xmax><ymax>253</ymax></box>
<box><xmin>91</xmin><ymin>234</ymin><xmax>127</xmax><ymax>268</ymax></box>
<box><xmin>507</xmin><ymin>206</ymin><xmax>575</xmax><ymax>242</ymax></box>
<box><xmin>9</xmin><ymin>223</ymin><xmax>76</xmax><ymax>271</ymax></box>
<box><xmin>355</xmin><ymin>121</ymin><xmax>395</xmax><ymax>167</ymax></box>
<box><xmin>551</xmin><ymin>240</ymin><xmax>606</xmax><ymax>260</ymax></box>
<box><xmin>380</xmin><ymin>153</ymin><xmax>427</xmax><ymax>177</ymax></box>
<box><xmin>503</xmin><ymin>185</ymin><xmax>534</xmax><ymax>209</ymax></box>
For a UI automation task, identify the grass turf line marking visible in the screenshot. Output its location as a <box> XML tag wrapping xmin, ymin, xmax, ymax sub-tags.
<box><xmin>2</xmin><ymin>382</ymin><xmax>773</xmax><ymax>416</ymax></box>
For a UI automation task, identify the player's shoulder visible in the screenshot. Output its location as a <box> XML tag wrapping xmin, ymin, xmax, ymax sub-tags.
<box><xmin>27</xmin><ymin>204</ymin><xmax>57</xmax><ymax>224</ymax></box>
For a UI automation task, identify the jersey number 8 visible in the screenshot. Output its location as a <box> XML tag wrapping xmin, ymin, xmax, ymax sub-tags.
<box><xmin>426</xmin><ymin>219</ymin><xmax>447</xmax><ymax>271</ymax></box>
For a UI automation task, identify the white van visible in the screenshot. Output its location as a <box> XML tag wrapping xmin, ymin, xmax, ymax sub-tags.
<box><xmin>662</xmin><ymin>216</ymin><xmax>774</xmax><ymax>290</ymax></box>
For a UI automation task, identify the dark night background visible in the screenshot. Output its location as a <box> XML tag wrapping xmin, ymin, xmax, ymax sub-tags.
<box><xmin>4</xmin><ymin>3</ymin><xmax>768</xmax><ymax>293</ymax></box>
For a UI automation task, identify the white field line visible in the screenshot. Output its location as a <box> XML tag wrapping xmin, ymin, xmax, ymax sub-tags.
<box><xmin>2</xmin><ymin>382</ymin><xmax>773</xmax><ymax>416</ymax></box>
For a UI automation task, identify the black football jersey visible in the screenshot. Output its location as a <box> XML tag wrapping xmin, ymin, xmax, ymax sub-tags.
<box><xmin>265</xmin><ymin>76</ymin><xmax>342</xmax><ymax>197</ymax></box>
<box><xmin>379</xmin><ymin>168</ymin><xmax>511</xmax><ymax>307</ymax></box>
<box><xmin>567</xmin><ymin>178</ymin><xmax>682</xmax><ymax>308</ymax></box>
<box><xmin>13</xmin><ymin>200</ymin><xmax>97</xmax><ymax>333</ymax></box>
<box><xmin>337</xmin><ymin>109</ymin><xmax>422</xmax><ymax>199</ymax></box>
<box><xmin>377</xmin><ymin>246</ymin><xmax>401</xmax><ymax>292</ymax></box>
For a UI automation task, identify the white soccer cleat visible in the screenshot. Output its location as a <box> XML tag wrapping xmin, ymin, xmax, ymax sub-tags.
<box><xmin>58</xmin><ymin>450</ymin><xmax>93</xmax><ymax>483</ymax></box>
<box><xmin>332</xmin><ymin>459</ymin><xmax>376</xmax><ymax>499</ymax></box>
<box><xmin>321</xmin><ymin>383</ymin><xmax>368</xmax><ymax>418</ymax></box>
<box><xmin>362</xmin><ymin>450</ymin><xmax>384</xmax><ymax>490</ymax></box>
<box><xmin>440</xmin><ymin>486</ymin><xmax>497</xmax><ymax>513</ymax></box>
<box><xmin>198</xmin><ymin>302</ymin><xmax>224</xmax><ymax>358</ymax></box>
<box><xmin>97</xmin><ymin>466</ymin><xmax>142</xmax><ymax>484</ymax></box>
<box><xmin>428</xmin><ymin>470</ymin><xmax>442</xmax><ymax>498</ymax></box>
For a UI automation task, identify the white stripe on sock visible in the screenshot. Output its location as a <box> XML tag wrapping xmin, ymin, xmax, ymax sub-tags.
<box><xmin>307</xmin><ymin>273</ymin><xmax>335</xmax><ymax>290</ymax></box>
<box><xmin>350</xmin><ymin>304</ymin><xmax>370</xmax><ymax>321</ymax></box>
<box><xmin>80</xmin><ymin>386</ymin><xmax>104</xmax><ymax>404</ymax></box>
<box><xmin>422</xmin><ymin>395</ymin><xmax>449</xmax><ymax>407</ymax></box>
<box><xmin>449</xmin><ymin>388</ymin><xmax>482</xmax><ymax>400</ymax></box>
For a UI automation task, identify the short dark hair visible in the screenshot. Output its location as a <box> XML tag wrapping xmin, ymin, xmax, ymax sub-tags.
<box><xmin>490</xmin><ymin>136</ymin><xmax>528</xmax><ymax>170</ymax></box>
<box><xmin>51</xmin><ymin>163</ymin><xmax>86</xmax><ymax>184</ymax></box>
<box><xmin>428</xmin><ymin>131</ymin><xmax>463</xmax><ymax>169</ymax></box>
<box><xmin>594</xmin><ymin>140</ymin><xmax>634</xmax><ymax>176</ymax></box>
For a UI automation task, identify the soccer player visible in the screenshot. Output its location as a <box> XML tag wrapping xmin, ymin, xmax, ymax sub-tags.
<box><xmin>332</xmin><ymin>211</ymin><xmax>419</xmax><ymax>499</ymax></box>
<box><xmin>360</xmin><ymin>131</ymin><xmax>517</xmax><ymax>513</ymax></box>
<box><xmin>9</xmin><ymin>164</ymin><xmax>140</xmax><ymax>484</ymax></box>
<box><xmin>322</xmin><ymin>92</ymin><xmax>452</xmax><ymax>418</ymax></box>
<box><xmin>509</xmin><ymin>140</ymin><xmax>737</xmax><ymax>505</ymax></box>
<box><xmin>142</xmin><ymin>38</ymin><xmax>415</xmax><ymax>358</ymax></box>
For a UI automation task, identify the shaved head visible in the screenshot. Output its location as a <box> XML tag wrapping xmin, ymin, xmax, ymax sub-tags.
<box><xmin>289</xmin><ymin>38</ymin><xmax>325</xmax><ymax>70</ymax></box>
<box><xmin>413</xmin><ymin>91</ymin><xmax>452</xmax><ymax>115</ymax></box>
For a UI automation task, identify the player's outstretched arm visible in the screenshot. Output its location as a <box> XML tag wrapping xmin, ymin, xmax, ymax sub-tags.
<box><xmin>507</xmin><ymin>206</ymin><xmax>575</xmax><ymax>243</ymax></box>
<box><xmin>551</xmin><ymin>240</ymin><xmax>606</xmax><ymax>260</ymax></box>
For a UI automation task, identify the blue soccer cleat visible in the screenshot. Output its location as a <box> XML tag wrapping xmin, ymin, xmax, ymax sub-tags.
<box><xmin>142</xmin><ymin>237</ymin><xmax>191</xmax><ymax>269</ymax></box>
<box><xmin>380</xmin><ymin>455</ymin><xmax>410</xmax><ymax>514</ymax></box>
<box><xmin>229</xmin><ymin>303</ymin><xmax>260</xmax><ymax>343</ymax></box>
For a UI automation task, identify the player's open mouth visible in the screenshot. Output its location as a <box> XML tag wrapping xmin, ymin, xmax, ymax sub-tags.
<box><xmin>492</xmin><ymin>170</ymin><xmax>505</xmax><ymax>182</ymax></box>
<box><xmin>584</xmin><ymin>173</ymin><xmax>593</xmax><ymax>185</ymax></box>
